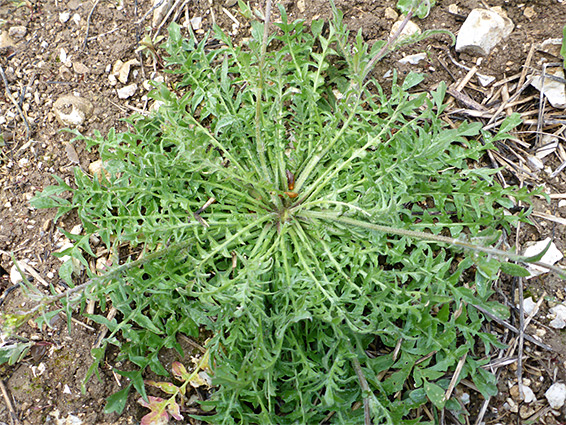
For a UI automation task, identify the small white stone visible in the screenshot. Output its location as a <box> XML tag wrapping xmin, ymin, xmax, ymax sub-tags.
<box><xmin>10</xmin><ymin>263</ymin><xmax>24</xmax><ymax>284</ymax></box>
<box><xmin>559</xmin><ymin>200</ymin><xmax>566</xmax><ymax>208</ymax></box>
<box><xmin>117</xmin><ymin>83</ymin><xmax>138</xmax><ymax>99</ymax></box>
<box><xmin>448</xmin><ymin>4</ymin><xmax>459</xmax><ymax>14</ymax></box>
<box><xmin>390</xmin><ymin>20</ymin><xmax>421</xmax><ymax>41</ymax></box>
<box><xmin>8</xmin><ymin>25</ymin><xmax>27</xmax><ymax>39</ymax></box>
<box><xmin>63</xmin><ymin>384</ymin><xmax>72</xmax><ymax>394</ymax></box>
<box><xmin>72</xmin><ymin>13</ymin><xmax>81</xmax><ymax>26</ymax></box>
<box><xmin>108</xmin><ymin>74</ymin><xmax>117</xmax><ymax>86</ymax></box>
<box><xmin>531</xmin><ymin>67</ymin><xmax>566</xmax><ymax>109</ymax></box>
<box><xmin>59</xmin><ymin>48</ymin><xmax>67</xmax><ymax>65</ymax></box>
<box><xmin>521</xmin><ymin>297</ymin><xmax>538</xmax><ymax>316</ymax></box>
<box><xmin>550</xmin><ymin>305</ymin><xmax>566</xmax><ymax>329</ymax></box>
<box><xmin>191</xmin><ymin>17</ymin><xmax>203</xmax><ymax>31</ymax></box>
<box><xmin>522</xmin><ymin>237</ymin><xmax>564</xmax><ymax>279</ymax></box>
<box><xmin>523</xmin><ymin>6</ymin><xmax>536</xmax><ymax>18</ymax></box>
<box><xmin>545</xmin><ymin>383</ymin><xmax>566</xmax><ymax>409</ymax></box>
<box><xmin>59</xmin><ymin>11</ymin><xmax>71</xmax><ymax>23</ymax></box>
<box><xmin>384</xmin><ymin>7</ymin><xmax>398</xmax><ymax>20</ymax></box>
<box><xmin>152</xmin><ymin>0</ymin><xmax>174</xmax><ymax>27</ymax></box>
<box><xmin>522</xmin><ymin>386</ymin><xmax>536</xmax><ymax>403</ymax></box>
<box><xmin>398</xmin><ymin>53</ymin><xmax>427</xmax><ymax>65</ymax></box>
<box><xmin>57</xmin><ymin>414</ymin><xmax>83</xmax><ymax>425</ymax></box>
<box><xmin>118</xmin><ymin>59</ymin><xmax>140</xmax><ymax>84</ymax></box>
<box><xmin>53</xmin><ymin>95</ymin><xmax>94</xmax><ymax>126</ymax></box>
<box><xmin>70</xmin><ymin>224</ymin><xmax>82</xmax><ymax>235</ymax></box>
<box><xmin>455</xmin><ymin>8</ymin><xmax>514</xmax><ymax>56</ymax></box>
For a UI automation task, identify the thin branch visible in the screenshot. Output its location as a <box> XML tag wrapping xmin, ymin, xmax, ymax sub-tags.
<box><xmin>82</xmin><ymin>0</ymin><xmax>101</xmax><ymax>52</ymax></box>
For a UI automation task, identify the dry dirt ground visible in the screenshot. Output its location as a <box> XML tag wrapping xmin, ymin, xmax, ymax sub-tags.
<box><xmin>1</xmin><ymin>0</ymin><xmax>566</xmax><ymax>424</ymax></box>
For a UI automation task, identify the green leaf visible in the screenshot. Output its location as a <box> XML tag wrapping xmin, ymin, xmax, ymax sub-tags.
<box><xmin>424</xmin><ymin>380</ymin><xmax>446</xmax><ymax>409</ymax></box>
<box><xmin>104</xmin><ymin>384</ymin><xmax>131</xmax><ymax>414</ymax></box>
<box><xmin>523</xmin><ymin>240</ymin><xmax>552</xmax><ymax>263</ymax></box>
<box><xmin>499</xmin><ymin>261</ymin><xmax>530</xmax><ymax>277</ymax></box>
<box><xmin>402</xmin><ymin>71</ymin><xmax>424</xmax><ymax>90</ymax></box>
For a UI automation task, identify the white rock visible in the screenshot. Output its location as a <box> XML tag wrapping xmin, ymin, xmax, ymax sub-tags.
<box><xmin>522</xmin><ymin>385</ymin><xmax>536</xmax><ymax>403</ymax></box>
<box><xmin>10</xmin><ymin>263</ymin><xmax>25</xmax><ymax>284</ymax></box>
<box><xmin>117</xmin><ymin>83</ymin><xmax>138</xmax><ymax>99</ymax></box>
<box><xmin>523</xmin><ymin>6</ymin><xmax>536</xmax><ymax>19</ymax></box>
<box><xmin>152</xmin><ymin>0</ymin><xmax>174</xmax><ymax>27</ymax></box>
<box><xmin>545</xmin><ymin>383</ymin><xmax>566</xmax><ymax>409</ymax></box>
<box><xmin>72</xmin><ymin>61</ymin><xmax>89</xmax><ymax>74</ymax></box>
<box><xmin>8</xmin><ymin>26</ymin><xmax>27</xmax><ymax>39</ymax></box>
<box><xmin>112</xmin><ymin>59</ymin><xmax>124</xmax><ymax>75</ymax></box>
<box><xmin>384</xmin><ymin>7</ymin><xmax>398</xmax><ymax>21</ymax></box>
<box><xmin>531</xmin><ymin>67</ymin><xmax>566</xmax><ymax>109</ymax></box>
<box><xmin>522</xmin><ymin>237</ymin><xmax>564</xmax><ymax>279</ymax></box>
<box><xmin>59</xmin><ymin>11</ymin><xmax>71</xmax><ymax>23</ymax></box>
<box><xmin>72</xmin><ymin>13</ymin><xmax>81</xmax><ymax>26</ymax></box>
<box><xmin>0</xmin><ymin>32</ymin><xmax>14</xmax><ymax>49</ymax></box>
<box><xmin>53</xmin><ymin>95</ymin><xmax>94</xmax><ymax>126</ymax></box>
<box><xmin>118</xmin><ymin>59</ymin><xmax>140</xmax><ymax>84</ymax></box>
<box><xmin>455</xmin><ymin>8</ymin><xmax>514</xmax><ymax>56</ymax></box>
<box><xmin>559</xmin><ymin>200</ymin><xmax>566</xmax><ymax>208</ymax></box>
<box><xmin>56</xmin><ymin>413</ymin><xmax>83</xmax><ymax>425</ymax></box>
<box><xmin>549</xmin><ymin>305</ymin><xmax>566</xmax><ymax>329</ymax></box>
<box><xmin>70</xmin><ymin>224</ymin><xmax>82</xmax><ymax>235</ymax></box>
<box><xmin>390</xmin><ymin>20</ymin><xmax>421</xmax><ymax>40</ymax></box>
<box><xmin>398</xmin><ymin>53</ymin><xmax>427</xmax><ymax>65</ymax></box>
<box><xmin>522</xmin><ymin>297</ymin><xmax>538</xmax><ymax>316</ymax></box>
<box><xmin>190</xmin><ymin>17</ymin><xmax>203</xmax><ymax>31</ymax></box>
<box><xmin>59</xmin><ymin>48</ymin><xmax>67</xmax><ymax>65</ymax></box>
<box><xmin>150</xmin><ymin>100</ymin><xmax>165</xmax><ymax>112</ymax></box>
<box><xmin>539</xmin><ymin>38</ymin><xmax>563</xmax><ymax>57</ymax></box>
<box><xmin>108</xmin><ymin>74</ymin><xmax>117</xmax><ymax>86</ymax></box>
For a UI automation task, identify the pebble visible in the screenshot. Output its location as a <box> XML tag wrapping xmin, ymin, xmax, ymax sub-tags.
<box><xmin>523</xmin><ymin>6</ymin><xmax>536</xmax><ymax>19</ymax></box>
<box><xmin>0</xmin><ymin>31</ymin><xmax>15</xmax><ymax>48</ymax></box>
<box><xmin>53</xmin><ymin>95</ymin><xmax>94</xmax><ymax>126</ymax></box>
<box><xmin>389</xmin><ymin>19</ymin><xmax>421</xmax><ymax>40</ymax></box>
<box><xmin>89</xmin><ymin>159</ymin><xmax>109</xmax><ymax>180</ymax></box>
<box><xmin>539</xmin><ymin>38</ymin><xmax>563</xmax><ymax>57</ymax></box>
<box><xmin>522</xmin><ymin>237</ymin><xmax>564</xmax><ymax>279</ymax></box>
<box><xmin>72</xmin><ymin>61</ymin><xmax>90</xmax><ymax>74</ymax></box>
<box><xmin>510</xmin><ymin>384</ymin><xmax>536</xmax><ymax>403</ymax></box>
<box><xmin>521</xmin><ymin>297</ymin><xmax>538</xmax><ymax>315</ymax></box>
<box><xmin>10</xmin><ymin>263</ymin><xmax>25</xmax><ymax>284</ymax></box>
<box><xmin>531</xmin><ymin>67</ymin><xmax>566</xmax><ymax>109</ymax></box>
<box><xmin>549</xmin><ymin>304</ymin><xmax>566</xmax><ymax>329</ymax></box>
<box><xmin>191</xmin><ymin>17</ymin><xmax>203</xmax><ymax>31</ymax></box>
<box><xmin>8</xmin><ymin>26</ymin><xmax>27</xmax><ymax>39</ymax></box>
<box><xmin>384</xmin><ymin>7</ymin><xmax>398</xmax><ymax>21</ymax></box>
<box><xmin>152</xmin><ymin>0</ymin><xmax>173</xmax><ymax>27</ymax></box>
<box><xmin>455</xmin><ymin>8</ymin><xmax>514</xmax><ymax>56</ymax></box>
<box><xmin>545</xmin><ymin>383</ymin><xmax>566</xmax><ymax>409</ymax></box>
<box><xmin>117</xmin><ymin>59</ymin><xmax>140</xmax><ymax>84</ymax></box>
<box><xmin>117</xmin><ymin>83</ymin><xmax>138</xmax><ymax>99</ymax></box>
<box><xmin>59</xmin><ymin>11</ymin><xmax>71</xmax><ymax>23</ymax></box>
<box><xmin>398</xmin><ymin>53</ymin><xmax>427</xmax><ymax>65</ymax></box>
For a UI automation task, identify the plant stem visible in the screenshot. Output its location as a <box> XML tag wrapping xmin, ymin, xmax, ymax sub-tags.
<box><xmin>255</xmin><ymin>0</ymin><xmax>273</xmax><ymax>182</ymax></box>
<box><xmin>303</xmin><ymin>211</ymin><xmax>566</xmax><ymax>276</ymax></box>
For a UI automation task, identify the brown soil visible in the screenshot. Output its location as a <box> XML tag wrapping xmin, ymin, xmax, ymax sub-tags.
<box><xmin>1</xmin><ymin>0</ymin><xmax>566</xmax><ymax>424</ymax></box>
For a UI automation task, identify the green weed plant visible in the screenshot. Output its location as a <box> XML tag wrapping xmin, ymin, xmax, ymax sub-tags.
<box><xmin>30</xmin><ymin>3</ymin><xmax>550</xmax><ymax>424</ymax></box>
